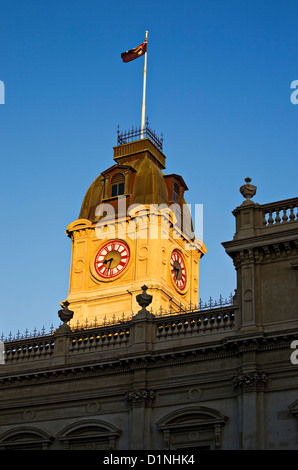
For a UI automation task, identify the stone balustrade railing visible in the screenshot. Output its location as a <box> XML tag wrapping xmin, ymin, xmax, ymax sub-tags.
<box><xmin>4</xmin><ymin>336</ymin><xmax>55</xmax><ymax>363</ymax></box>
<box><xmin>262</xmin><ymin>198</ymin><xmax>298</xmax><ymax>227</ymax></box>
<box><xmin>155</xmin><ymin>306</ymin><xmax>236</xmax><ymax>340</ymax></box>
<box><xmin>69</xmin><ymin>324</ymin><xmax>131</xmax><ymax>354</ymax></box>
<box><xmin>1</xmin><ymin>305</ymin><xmax>238</xmax><ymax>365</ymax></box>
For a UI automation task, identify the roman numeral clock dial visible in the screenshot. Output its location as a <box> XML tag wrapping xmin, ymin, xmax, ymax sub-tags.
<box><xmin>94</xmin><ymin>241</ymin><xmax>130</xmax><ymax>279</ymax></box>
<box><xmin>170</xmin><ymin>250</ymin><xmax>187</xmax><ymax>291</ymax></box>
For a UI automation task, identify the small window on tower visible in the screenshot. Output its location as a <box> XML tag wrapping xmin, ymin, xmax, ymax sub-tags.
<box><xmin>173</xmin><ymin>182</ymin><xmax>179</xmax><ymax>203</ymax></box>
<box><xmin>111</xmin><ymin>173</ymin><xmax>125</xmax><ymax>197</ymax></box>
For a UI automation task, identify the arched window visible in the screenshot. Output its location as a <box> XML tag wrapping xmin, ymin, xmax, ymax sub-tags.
<box><xmin>156</xmin><ymin>406</ymin><xmax>228</xmax><ymax>450</ymax></box>
<box><xmin>173</xmin><ymin>182</ymin><xmax>179</xmax><ymax>203</ymax></box>
<box><xmin>57</xmin><ymin>420</ymin><xmax>121</xmax><ymax>450</ymax></box>
<box><xmin>0</xmin><ymin>427</ymin><xmax>54</xmax><ymax>450</ymax></box>
<box><xmin>111</xmin><ymin>173</ymin><xmax>125</xmax><ymax>197</ymax></box>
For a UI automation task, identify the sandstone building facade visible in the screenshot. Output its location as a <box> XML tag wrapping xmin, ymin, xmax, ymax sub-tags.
<box><xmin>0</xmin><ymin>131</ymin><xmax>297</xmax><ymax>450</ymax></box>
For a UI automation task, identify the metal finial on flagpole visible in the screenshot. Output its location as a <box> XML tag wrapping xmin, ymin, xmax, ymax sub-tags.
<box><xmin>141</xmin><ymin>31</ymin><xmax>148</xmax><ymax>139</ymax></box>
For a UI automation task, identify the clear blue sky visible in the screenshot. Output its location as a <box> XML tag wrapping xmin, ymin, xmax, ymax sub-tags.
<box><xmin>0</xmin><ymin>0</ymin><xmax>297</xmax><ymax>337</ymax></box>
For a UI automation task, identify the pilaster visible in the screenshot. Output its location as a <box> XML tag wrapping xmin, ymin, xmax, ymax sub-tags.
<box><xmin>232</xmin><ymin>358</ymin><xmax>267</xmax><ymax>450</ymax></box>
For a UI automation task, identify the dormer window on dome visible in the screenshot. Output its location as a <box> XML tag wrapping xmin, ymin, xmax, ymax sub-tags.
<box><xmin>173</xmin><ymin>182</ymin><xmax>180</xmax><ymax>203</ymax></box>
<box><xmin>99</xmin><ymin>164</ymin><xmax>136</xmax><ymax>204</ymax></box>
<box><xmin>111</xmin><ymin>173</ymin><xmax>125</xmax><ymax>197</ymax></box>
<box><xmin>163</xmin><ymin>174</ymin><xmax>188</xmax><ymax>207</ymax></box>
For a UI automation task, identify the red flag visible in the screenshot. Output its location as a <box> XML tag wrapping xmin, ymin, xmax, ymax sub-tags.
<box><xmin>121</xmin><ymin>41</ymin><xmax>147</xmax><ymax>63</ymax></box>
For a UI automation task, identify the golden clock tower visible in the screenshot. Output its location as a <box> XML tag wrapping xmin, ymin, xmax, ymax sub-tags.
<box><xmin>65</xmin><ymin>127</ymin><xmax>206</xmax><ymax>327</ymax></box>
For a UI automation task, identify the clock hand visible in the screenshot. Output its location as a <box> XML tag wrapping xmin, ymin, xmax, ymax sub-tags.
<box><xmin>104</xmin><ymin>257</ymin><xmax>113</xmax><ymax>275</ymax></box>
<box><xmin>174</xmin><ymin>266</ymin><xmax>180</xmax><ymax>281</ymax></box>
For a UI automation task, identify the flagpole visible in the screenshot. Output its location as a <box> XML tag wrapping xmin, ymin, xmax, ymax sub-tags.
<box><xmin>141</xmin><ymin>31</ymin><xmax>148</xmax><ymax>139</ymax></box>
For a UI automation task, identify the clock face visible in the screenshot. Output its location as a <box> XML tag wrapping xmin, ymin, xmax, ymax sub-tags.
<box><xmin>94</xmin><ymin>241</ymin><xmax>130</xmax><ymax>279</ymax></box>
<box><xmin>170</xmin><ymin>250</ymin><xmax>187</xmax><ymax>291</ymax></box>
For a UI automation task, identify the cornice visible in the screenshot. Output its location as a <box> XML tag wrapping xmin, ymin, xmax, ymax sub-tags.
<box><xmin>1</xmin><ymin>330</ymin><xmax>297</xmax><ymax>389</ymax></box>
<box><xmin>222</xmin><ymin>226</ymin><xmax>298</xmax><ymax>253</ymax></box>
<box><xmin>224</xmin><ymin>239</ymin><xmax>298</xmax><ymax>268</ymax></box>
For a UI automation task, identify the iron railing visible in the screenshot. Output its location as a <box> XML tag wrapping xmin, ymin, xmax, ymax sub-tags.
<box><xmin>1</xmin><ymin>294</ymin><xmax>234</xmax><ymax>343</ymax></box>
<box><xmin>117</xmin><ymin>122</ymin><xmax>164</xmax><ymax>151</ymax></box>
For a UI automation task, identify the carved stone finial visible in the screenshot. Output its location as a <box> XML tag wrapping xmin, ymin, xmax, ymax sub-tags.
<box><xmin>58</xmin><ymin>300</ymin><xmax>74</xmax><ymax>325</ymax></box>
<box><xmin>240</xmin><ymin>177</ymin><xmax>257</xmax><ymax>201</ymax></box>
<box><xmin>136</xmin><ymin>285</ymin><xmax>152</xmax><ymax>314</ymax></box>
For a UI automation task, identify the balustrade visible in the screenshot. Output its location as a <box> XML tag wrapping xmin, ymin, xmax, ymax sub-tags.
<box><xmin>69</xmin><ymin>326</ymin><xmax>131</xmax><ymax>353</ymax></box>
<box><xmin>155</xmin><ymin>307</ymin><xmax>236</xmax><ymax>340</ymax></box>
<box><xmin>4</xmin><ymin>337</ymin><xmax>55</xmax><ymax>363</ymax></box>
<box><xmin>262</xmin><ymin>198</ymin><xmax>298</xmax><ymax>227</ymax></box>
<box><xmin>2</xmin><ymin>305</ymin><xmax>237</xmax><ymax>365</ymax></box>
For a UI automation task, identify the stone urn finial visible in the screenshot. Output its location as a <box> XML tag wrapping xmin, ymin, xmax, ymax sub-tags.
<box><xmin>240</xmin><ymin>177</ymin><xmax>257</xmax><ymax>201</ymax></box>
<box><xmin>58</xmin><ymin>300</ymin><xmax>74</xmax><ymax>328</ymax></box>
<box><xmin>136</xmin><ymin>285</ymin><xmax>152</xmax><ymax>314</ymax></box>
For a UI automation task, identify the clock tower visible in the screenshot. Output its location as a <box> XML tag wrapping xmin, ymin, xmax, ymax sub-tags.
<box><xmin>65</xmin><ymin>127</ymin><xmax>206</xmax><ymax>327</ymax></box>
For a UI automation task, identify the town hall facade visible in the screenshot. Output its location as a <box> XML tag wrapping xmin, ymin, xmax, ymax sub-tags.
<box><xmin>0</xmin><ymin>128</ymin><xmax>297</xmax><ymax>450</ymax></box>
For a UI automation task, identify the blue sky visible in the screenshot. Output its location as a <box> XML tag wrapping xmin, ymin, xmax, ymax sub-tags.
<box><xmin>0</xmin><ymin>0</ymin><xmax>297</xmax><ymax>337</ymax></box>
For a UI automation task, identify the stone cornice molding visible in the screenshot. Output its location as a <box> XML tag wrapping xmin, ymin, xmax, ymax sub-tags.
<box><xmin>1</xmin><ymin>329</ymin><xmax>297</xmax><ymax>388</ymax></box>
<box><xmin>226</xmin><ymin>238</ymin><xmax>298</xmax><ymax>268</ymax></box>
<box><xmin>223</xmin><ymin>227</ymin><xmax>298</xmax><ymax>252</ymax></box>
